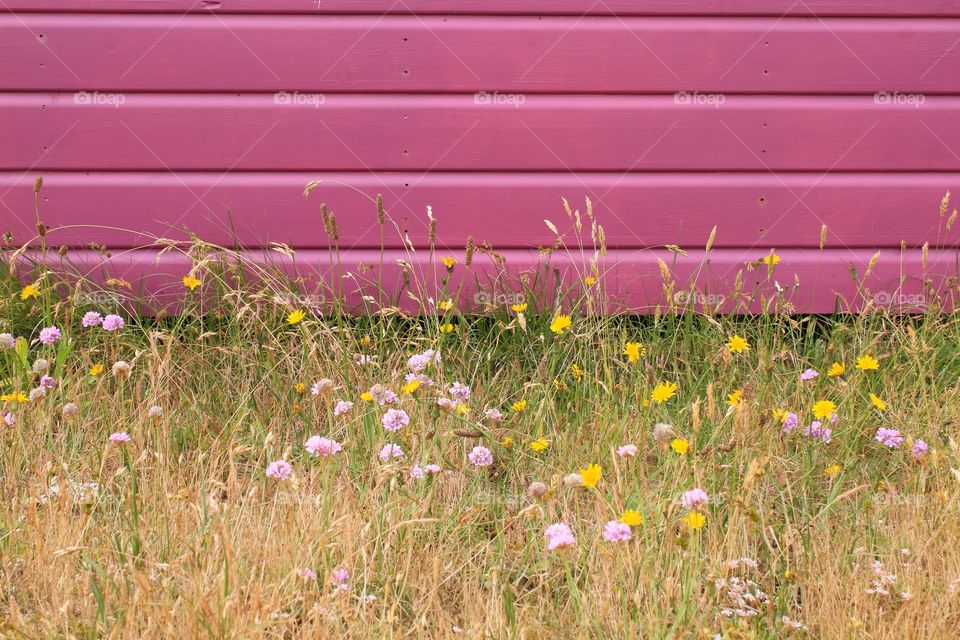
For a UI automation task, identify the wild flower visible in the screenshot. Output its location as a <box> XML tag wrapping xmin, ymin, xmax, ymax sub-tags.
<box><xmin>530</xmin><ymin>439</ymin><xmax>550</xmax><ymax>452</ymax></box>
<box><xmin>82</xmin><ymin>312</ymin><xmax>103</xmax><ymax>327</ymax></box>
<box><xmin>3</xmin><ymin>412</ymin><xmax>14</xmax><ymax>426</ymax></box>
<box><xmin>468</xmin><ymin>446</ymin><xmax>493</xmax><ymax>467</ymax></box>
<box><xmin>869</xmin><ymin>393</ymin><xmax>887</xmax><ymax>411</ymax></box>
<box><xmin>683</xmin><ymin>511</ymin><xmax>706</xmax><ymax>530</ymax></box>
<box><xmin>803</xmin><ymin>421</ymin><xmax>832</xmax><ymax>444</ymax></box>
<box><xmin>305</xmin><ymin>436</ymin><xmax>343</xmax><ymax>457</ymax></box>
<box><xmin>407</xmin><ymin>349</ymin><xmax>440</xmax><ymax>373</ymax></box>
<box><xmin>484</xmin><ymin>408</ymin><xmax>504</xmax><ymax>422</ymax></box>
<box><xmin>651</xmin><ymin>382</ymin><xmax>678</xmax><ymax>403</ymax></box>
<box><xmin>579</xmin><ymin>464</ymin><xmax>602</xmax><ymax>488</ymax></box>
<box><xmin>356</xmin><ymin>355</ymin><xmax>377</xmax><ymax>366</ymax></box>
<box><xmin>544</xmin><ymin>523</ymin><xmax>576</xmax><ymax>550</ymax></box>
<box><xmin>147</xmin><ymin>405</ymin><xmax>163</xmax><ymax>419</ymax></box>
<box><xmin>726</xmin><ymin>336</ymin><xmax>750</xmax><ymax>354</ymax></box>
<box><xmin>912</xmin><ymin>439</ymin><xmax>929</xmax><ymax>459</ymax></box>
<box><xmin>671</xmin><ymin>438</ymin><xmax>689</xmax><ymax>455</ymax></box>
<box><xmin>651</xmin><ymin>422</ymin><xmax>676</xmax><ymax>442</ymax></box>
<box><xmin>812</xmin><ymin>400</ymin><xmax>836</xmax><ymax>420</ymax></box>
<box><xmin>437</xmin><ymin>397</ymin><xmax>456</xmax><ymax>413</ymax></box>
<box><xmin>311</xmin><ymin>378</ymin><xmax>334</xmax><ymax>395</ymax></box>
<box><xmin>424</xmin><ymin>463</ymin><xmax>441</xmax><ymax>474</ymax></box>
<box><xmin>527</xmin><ymin>481</ymin><xmax>548</xmax><ymax>498</ymax></box>
<box><xmin>511</xmin><ymin>302</ymin><xmax>527</xmax><ymax>313</ymax></box>
<box><xmin>28</xmin><ymin>387</ymin><xmax>46</xmax><ymax>402</ymax></box>
<box><xmin>448</xmin><ymin>381</ymin><xmax>471</xmax><ymax>403</ymax></box>
<box><xmin>32</xmin><ymin>358</ymin><xmax>49</xmax><ymax>374</ymax></box>
<box><xmin>102</xmin><ymin>314</ymin><xmax>125</xmax><ymax>331</ymax></box>
<box><xmin>381</xmin><ymin>408</ymin><xmax>410</xmax><ymax>432</ymax></box>
<box><xmin>828</xmin><ymin>362</ymin><xmax>845</xmax><ymax>376</ymax></box>
<box><xmin>368</xmin><ymin>384</ymin><xmax>398</xmax><ymax>406</ymax></box>
<box><xmin>603</xmin><ymin>521</ymin><xmax>632</xmax><ymax>542</ymax></box>
<box><xmin>89</xmin><ymin>364</ymin><xmax>104</xmax><ymax>376</ymax></box>
<box><xmin>266</xmin><ymin>460</ymin><xmax>292</xmax><ymax>480</ymax></box>
<box><xmin>727</xmin><ymin>389</ymin><xmax>743</xmax><ymax>408</ymax></box>
<box><xmin>875</xmin><ymin>428</ymin><xmax>904</xmax><ymax>448</ymax></box>
<box><xmin>20</xmin><ymin>284</ymin><xmax>39</xmax><ymax>299</ymax></box>
<box><xmin>333</xmin><ymin>400</ymin><xmax>353</xmax><ymax>416</ymax></box>
<box><xmin>781</xmin><ymin>412</ymin><xmax>799</xmax><ymax>433</ymax></box>
<box><xmin>38</xmin><ymin>327</ymin><xmax>61</xmax><ymax>345</ymax></box>
<box><xmin>109</xmin><ymin>431</ymin><xmax>131</xmax><ymax>445</ymax></box>
<box><xmin>550</xmin><ymin>314</ymin><xmax>572</xmax><ymax>335</ymax></box>
<box><xmin>0</xmin><ymin>333</ymin><xmax>14</xmax><ymax>349</ymax></box>
<box><xmin>182</xmin><ymin>275</ymin><xmax>201</xmax><ymax>290</ymax></box>
<box><xmin>619</xmin><ymin>510</ymin><xmax>644</xmax><ymax>526</ymax></box>
<box><xmin>617</xmin><ymin>444</ymin><xmax>638</xmax><ymax>457</ymax></box>
<box><xmin>62</xmin><ymin>403</ymin><xmax>78</xmax><ymax>418</ymax></box>
<box><xmin>378</xmin><ymin>444</ymin><xmax>404</xmax><ymax>461</ymax></box>
<box><xmin>681</xmin><ymin>488</ymin><xmax>709</xmax><ymax>511</ymax></box>
<box><xmin>511</xmin><ymin>399</ymin><xmax>527</xmax><ymax>413</ymax></box>
<box><xmin>409</xmin><ymin>465</ymin><xmax>424</xmax><ymax>479</ymax></box>
<box><xmin>39</xmin><ymin>375</ymin><xmax>57</xmax><ymax>390</ymax></box>
<box><xmin>112</xmin><ymin>361</ymin><xmax>132</xmax><ymax>378</ymax></box>
<box><xmin>330</xmin><ymin>568</ymin><xmax>350</xmax><ymax>591</ymax></box>
<box><xmin>563</xmin><ymin>473</ymin><xmax>584</xmax><ymax>488</ymax></box>
<box><xmin>623</xmin><ymin>341</ymin><xmax>645</xmax><ymax>363</ymax></box>
<box><xmin>300</xmin><ymin>568</ymin><xmax>317</xmax><ymax>581</ymax></box>
<box><xmin>286</xmin><ymin>310</ymin><xmax>305</xmax><ymax>325</ymax></box>
<box><xmin>800</xmin><ymin>368</ymin><xmax>819</xmax><ymax>381</ymax></box>
<box><xmin>856</xmin><ymin>355</ymin><xmax>880</xmax><ymax>371</ymax></box>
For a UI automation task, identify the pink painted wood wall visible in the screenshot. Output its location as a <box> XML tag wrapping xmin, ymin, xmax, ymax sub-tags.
<box><xmin>3</xmin><ymin>0</ymin><xmax>960</xmax><ymax>312</ymax></box>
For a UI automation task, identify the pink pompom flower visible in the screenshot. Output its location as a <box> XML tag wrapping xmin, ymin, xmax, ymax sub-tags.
<box><xmin>875</xmin><ymin>427</ymin><xmax>904</xmax><ymax>449</ymax></box>
<box><xmin>468</xmin><ymin>445</ymin><xmax>493</xmax><ymax>467</ymax></box>
<box><xmin>544</xmin><ymin>522</ymin><xmax>576</xmax><ymax>551</ymax></box>
<box><xmin>82</xmin><ymin>311</ymin><xmax>103</xmax><ymax>328</ymax></box>
<box><xmin>109</xmin><ymin>431</ymin><xmax>131</xmax><ymax>445</ymax></box>
<box><xmin>266</xmin><ymin>459</ymin><xmax>293</xmax><ymax>480</ymax></box>
<box><xmin>39</xmin><ymin>326</ymin><xmax>61</xmax><ymax>345</ymax></box>
<box><xmin>617</xmin><ymin>444</ymin><xmax>638</xmax><ymax>457</ymax></box>
<box><xmin>381</xmin><ymin>408</ymin><xmax>410</xmax><ymax>432</ymax></box>
<box><xmin>102</xmin><ymin>314</ymin><xmax>125</xmax><ymax>331</ymax></box>
<box><xmin>680</xmin><ymin>488</ymin><xmax>709</xmax><ymax>511</ymax></box>
<box><xmin>304</xmin><ymin>436</ymin><xmax>343</xmax><ymax>457</ymax></box>
<box><xmin>603</xmin><ymin>520</ymin><xmax>632</xmax><ymax>543</ymax></box>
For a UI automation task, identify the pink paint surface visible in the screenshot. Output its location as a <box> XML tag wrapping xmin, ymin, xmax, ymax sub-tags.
<box><xmin>2</xmin><ymin>2</ymin><xmax>959</xmax><ymax>312</ymax></box>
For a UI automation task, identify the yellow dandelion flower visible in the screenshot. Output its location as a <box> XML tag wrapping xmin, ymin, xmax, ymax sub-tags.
<box><xmin>624</xmin><ymin>341</ymin><xmax>645</xmax><ymax>364</ymax></box>
<box><xmin>360</xmin><ymin>392</ymin><xmax>374</xmax><ymax>402</ymax></box>
<box><xmin>530</xmin><ymin>438</ymin><xmax>550</xmax><ymax>452</ymax></box>
<box><xmin>550</xmin><ymin>314</ymin><xmax>572</xmax><ymax>335</ymax></box>
<box><xmin>579</xmin><ymin>464</ymin><xmax>602</xmax><ymax>489</ymax></box>
<box><xmin>855</xmin><ymin>355</ymin><xmax>880</xmax><ymax>371</ymax></box>
<box><xmin>294</xmin><ymin>383</ymin><xmax>307</xmax><ymax>394</ymax></box>
<box><xmin>182</xmin><ymin>275</ymin><xmax>201</xmax><ymax>291</ymax></box>
<box><xmin>437</xmin><ymin>299</ymin><xmax>454</xmax><ymax>311</ymax></box>
<box><xmin>19</xmin><ymin>284</ymin><xmax>39</xmax><ymax>300</ymax></box>
<box><xmin>553</xmin><ymin>378</ymin><xmax>568</xmax><ymax>391</ymax></box>
<box><xmin>511</xmin><ymin>399</ymin><xmax>527</xmax><ymax>413</ymax></box>
<box><xmin>287</xmin><ymin>309</ymin><xmax>305</xmax><ymax>325</ymax></box>
<box><xmin>670</xmin><ymin>438</ymin><xmax>689</xmax><ymax>455</ymax></box>
<box><xmin>772</xmin><ymin>408</ymin><xmax>788</xmax><ymax>423</ymax></box>
<box><xmin>89</xmin><ymin>364</ymin><xmax>105</xmax><ymax>376</ymax></box>
<box><xmin>762</xmin><ymin>252</ymin><xmax>781</xmax><ymax>266</ymax></box>
<box><xmin>825</xmin><ymin>464</ymin><xmax>842</xmax><ymax>477</ymax></box>
<box><xmin>683</xmin><ymin>511</ymin><xmax>706</xmax><ymax>530</ymax></box>
<box><xmin>619</xmin><ymin>510</ymin><xmax>644</xmax><ymax>527</ymax></box>
<box><xmin>402</xmin><ymin>379</ymin><xmax>421</xmax><ymax>394</ymax></box>
<box><xmin>455</xmin><ymin>403</ymin><xmax>470</xmax><ymax>416</ymax></box>
<box><xmin>440</xmin><ymin>256</ymin><xmax>457</xmax><ymax>269</ymax></box>
<box><xmin>727</xmin><ymin>389</ymin><xmax>743</xmax><ymax>408</ymax></box>
<box><xmin>501</xmin><ymin>437</ymin><xmax>513</xmax><ymax>449</ymax></box>
<box><xmin>584</xmin><ymin>276</ymin><xmax>597</xmax><ymax>287</ymax></box>
<box><xmin>1</xmin><ymin>392</ymin><xmax>28</xmax><ymax>404</ymax></box>
<box><xmin>570</xmin><ymin>364</ymin><xmax>584</xmax><ymax>381</ymax></box>
<box><xmin>726</xmin><ymin>335</ymin><xmax>750</xmax><ymax>354</ymax></box>
<box><xmin>440</xmin><ymin>323</ymin><xmax>454</xmax><ymax>334</ymax></box>
<box><xmin>812</xmin><ymin>400</ymin><xmax>836</xmax><ymax>420</ymax></box>
<box><xmin>827</xmin><ymin>362</ymin><xmax>845</xmax><ymax>377</ymax></box>
<box><xmin>869</xmin><ymin>393</ymin><xmax>887</xmax><ymax>411</ymax></box>
<box><xmin>651</xmin><ymin>381</ymin><xmax>678</xmax><ymax>404</ymax></box>
<box><xmin>511</xmin><ymin>302</ymin><xmax>528</xmax><ymax>313</ymax></box>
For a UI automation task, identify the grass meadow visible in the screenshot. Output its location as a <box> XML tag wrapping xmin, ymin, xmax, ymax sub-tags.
<box><xmin>2</xmin><ymin>193</ymin><xmax>960</xmax><ymax>638</ymax></box>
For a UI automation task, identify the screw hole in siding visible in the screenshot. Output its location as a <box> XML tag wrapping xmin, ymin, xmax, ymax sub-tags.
<box><xmin>763</xmin><ymin>69</ymin><xmax>769</xmax><ymax>76</ymax></box>
<box><xmin>37</xmin><ymin>33</ymin><xmax>46</xmax><ymax>42</ymax></box>
<box><xmin>402</xmin><ymin>69</ymin><xmax>409</xmax><ymax>76</ymax></box>
<box><xmin>758</xmin><ymin>196</ymin><xmax>766</xmax><ymax>205</ymax></box>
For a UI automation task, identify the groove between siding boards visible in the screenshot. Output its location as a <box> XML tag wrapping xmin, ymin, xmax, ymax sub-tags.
<box><xmin>2</xmin><ymin>171</ymin><xmax>957</xmax><ymax>250</ymax></box>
